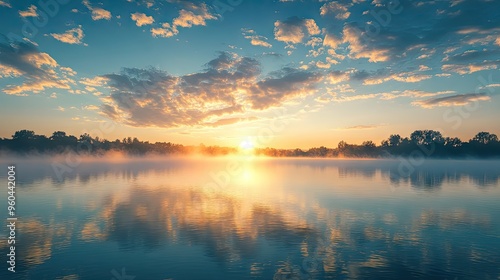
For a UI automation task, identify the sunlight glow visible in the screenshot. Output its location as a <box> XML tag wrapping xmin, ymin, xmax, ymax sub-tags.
<box><xmin>239</xmin><ymin>139</ymin><xmax>255</xmax><ymax>152</ymax></box>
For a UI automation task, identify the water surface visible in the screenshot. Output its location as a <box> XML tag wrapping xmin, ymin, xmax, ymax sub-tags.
<box><xmin>0</xmin><ymin>158</ymin><xmax>499</xmax><ymax>279</ymax></box>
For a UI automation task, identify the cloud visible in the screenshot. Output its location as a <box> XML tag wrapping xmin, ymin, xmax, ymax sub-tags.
<box><xmin>83</xmin><ymin>0</ymin><xmax>112</xmax><ymax>21</ymax></box>
<box><xmin>412</xmin><ymin>93</ymin><xmax>491</xmax><ymax>108</ymax></box>
<box><xmin>248</xmin><ymin>67</ymin><xmax>323</xmax><ymax>109</ymax></box>
<box><xmin>242</xmin><ymin>29</ymin><xmax>272</xmax><ymax>48</ymax></box>
<box><xmin>0</xmin><ymin>0</ymin><xmax>11</xmax><ymax>8</ymax></box>
<box><xmin>440</xmin><ymin>50</ymin><xmax>500</xmax><ymax>74</ymax></box>
<box><xmin>99</xmin><ymin>53</ymin><xmax>258</xmax><ymax>127</ymax></box>
<box><xmin>150</xmin><ymin>2</ymin><xmax>216</xmax><ymax>39</ymax></box>
<box><xmin>60</xmin><ymin>67</ymin><xmax>77</xmax><ymax>76</ymax></box>
<box><xmin>323</xmin><ymin>33</ymin><xmax>341</xmax><ymax>49</ymax></box>
<box><xmin>50</xmin><ymin>26</ymin><xmax>85</xmax><ymax>45</ymax></box>
<box><xmin>320</xmin><ymin>2</ymin><xmax>351</xmax><ymax>20</ymax></box>
<box><xmin>96</xmin><ymin>52</ymin><xmax>323</xmax><ymax>127</ymax></box>
<box><xmin>331</xmin><ymin>93</ymin><xmax>379</xmax><ymax>102</ymax></box>
<box><xmin>0</xmin><ymin>39</ymin><xmax>74</xmax><ymax>95</ymax></box>
<box><xmin>83</xmin><ymin>105</ymin><xmax>100</xmax><ymax>111</ymax></box>
<box><xmin>19</xmin><ymin>5</ymin><xmax>38</xmax><ymax>17</ymax></box>
<box><xmin>274</xmin><ymin>17</ymin><xmax>320</xmax><ymax>45</ymax></box>
<box><xmin>342</xmin><ymin>25</ymin><xmax>391</xmax><ymax>62</ymax></box>
<box><xmin>131</xmin><ymin>12</ymin><xmax>154</xmax><ymax>26</ymax></box>
<box><xmin>172</xmin><ymin>2</ymin><xmax>216</xmax><ymax>28</ymax></box>
<box><xmin>380</xmin><ymin>90</ymin><xmax>454</xmax><ymax>100</ymax></box>
<box><xmin>341</xmin><ymin>124</ymin><xmax>383</xmax><ymax>130</ymax></box>
<box><xmin>349</xmin><ymin>69</ymin><xmax>432</xmax><ymax>85</ymax></box>
<box><xmin>151</xmin><ymin>23</ymin><xmax>179</xmax><ymax>38</ymax></box>
<box><xmin>442</xmin><ymin>60</ymin><xmax>499</xmax><ymax>75</ymax></box>
<box><xmin>337</xmin><ymin>0</ymin><xmax>500</xmax><ymax>63</ymax></box>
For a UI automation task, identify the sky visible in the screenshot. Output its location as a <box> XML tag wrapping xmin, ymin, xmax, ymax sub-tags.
<box><xmin>0</xmin><ymin>0</ymin><xmax>499</xmax><ymax>149</ymax></box>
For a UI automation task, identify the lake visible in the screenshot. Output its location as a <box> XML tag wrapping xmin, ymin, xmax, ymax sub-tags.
<box><xmin>1</xmin><ymin>157</ymin><xmax>499</xmax><ymax>280</ymax></box>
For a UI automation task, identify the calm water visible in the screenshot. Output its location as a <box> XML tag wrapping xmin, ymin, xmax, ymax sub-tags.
<box><xmin>0</xmin><ymin>157</ymin><xmax>499</xmax><ymax>280</ymax></box>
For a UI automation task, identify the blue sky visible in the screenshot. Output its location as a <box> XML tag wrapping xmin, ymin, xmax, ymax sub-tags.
<box><xmin>0</xmin><ymin>0</ymin><xmax>499</xmax><ymax>148</ymax></box>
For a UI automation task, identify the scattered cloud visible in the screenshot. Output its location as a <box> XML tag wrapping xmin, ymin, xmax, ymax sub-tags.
<box><xmin>131</xmin><ymin>12</ymin><xmax>154</xmax><ymax>26</ymax></box>
<box><xmin>381</xmin><ymin>90</ymin><xmax>454</xmax><ymax>100</ymax></box>
<box><xmin>342</xmin><ymin>25</ymin><xmax>390</xmax><ymax>62</ymax></box>
<box><xmin>83</xmin><ymin>105</ymin><xmax>100</xmax><ymax>110</ymax></box>
<box><xmin>0</xmin><ymin>0</ymin><xmax>11</xmax><ymax>8</ymax></box>
<box><xmin>242</xmin><ymin>28</ymin><xmax>272</xmax><ymax>48</ymax></box>
<box><xmin>151</xmin><ymin>23</ymin><xmax>179</xmax><ymax>38</ymax></box>
<box><xmin>149</xmin><ymin>2</ymin><xmax>216</xmax><ymax>38</ymax></box>
<box><xmin>248</xmin><ymin>67</ymin><xmax>323</xmax><ymax>110</ymax></box>
<box><xmin>19</xmin><ymin>5</ymin><xmax>38</xmax><ymax>17</ymax></box>
<box><xmin>172</xmin><ymin>3</ymin><xmax>216</xmax><ymax>28</ymax></box>
<box><xmin>336</xmin><ymin>0</ymin><xmax>500</xmax><ymax>63</ymax></box>
<box><xmin>274</xmin><ymin>17</ymin><xmax>320</xmax><ymax>45</ymax></box>
<box><xmin>49</xmin><ymin>26</ymin><xmax>85</xmax><ymax>45</ymax></box>
<box><xmin>83</xmin><ymin>0</ymin><xmax>112</xmax><ymax>21</ymax></box>
<box><xmin>0</xmin><ymin>40</ymin><xmax>74</xmax><ymax>95</ymax></box>
<box><xmin>413</xmin><ymin>93</ymin><xmax>491</xmax><ymax>108</ymax></box>
<box><xmin>341</xmin><ymin>124</ymin><xmax>383</xmax><ymax>130</ymax></box>
<box><xmin>349</xmin><ymin>69</ymin><xmax>432</xmax><ymax>85</ymax></box>
<box><xmin>320</xmin><ymin>2</ymin><xmax>351</xmax><ymax>20</ymax></box>
<box><xmin>442</xmin><ymin>60</ymin><xmax>499</xmax><ymax>75</ymax></box>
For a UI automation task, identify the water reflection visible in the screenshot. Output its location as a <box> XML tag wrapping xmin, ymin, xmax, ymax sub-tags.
<box><xmin>0</xmin><ymin>158</ymin><xmax>499</xmax><ymax>279</ymax></box>
<box><xmin>5</xmin><ymin>158</ymin><xmax>500</xmax><ymax>189</ymax></box>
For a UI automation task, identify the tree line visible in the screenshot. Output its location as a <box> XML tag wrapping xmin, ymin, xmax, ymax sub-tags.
<box><xmin>1</xmin><ymin>129</ymin><xmax>499</xmax><ymax>158</ymax></box>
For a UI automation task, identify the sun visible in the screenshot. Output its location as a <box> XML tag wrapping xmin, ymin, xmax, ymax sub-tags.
<box><xmin>239</xmin><ymin>139</ymin><xmax>255</xmax><ymax>152</ymax></box>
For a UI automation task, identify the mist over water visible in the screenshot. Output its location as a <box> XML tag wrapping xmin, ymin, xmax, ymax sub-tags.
<box><xmin>0</xmin><ymin>157</ymin><xmax>499</xmax><ymax>279</ymax></box>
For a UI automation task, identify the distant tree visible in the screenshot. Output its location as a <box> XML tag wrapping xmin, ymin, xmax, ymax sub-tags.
<box><xmin>338</xmin><ymin>140</ymin><xmax>348</xmax><ymax>150</ymax></box>
<box><xmin>389</xmin><ymin>134</ymin><xmax>402</xmax><ymax>147</ymax></box>
<box><xmin>471</xmin><ymin>132</ymin><xmax>498</xmax><ymax>145</ymax></box>
<box><xmin>50</xmin><ymin>131</ymin><xmax>67</xmax><ymax>140</ymax></box>
<box><xmin>12</xmin><ymin>130</ymin><xmax>36</xmax><ymax>140</ymax></box>
<box><xmin>362</xmin><ymin>141</ymin><xmax>376</xmax><ymax>148</ymax></box>
<box><xmin>307</xmin><ymin>146</ymin><xmax>329</xmax><ymax>157</ymax></box>
<box><xmin>79</xmin><ymin>133</ymin><xmax>93</xmax><ymax>143</ymax></box>
<box><xmin>444</xmin><ymin>137</ymin><xmax>462</xmax><ymax>147</ymax></box>
<box><xmin>410</xmin><ymin>130</ymin><xmax>444</xmax><ymax>145</ymax></box>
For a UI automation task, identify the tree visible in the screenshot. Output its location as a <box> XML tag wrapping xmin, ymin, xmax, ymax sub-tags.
<box><xmin>50</xmin><ymin>131</ymin><xmax>67</xmax><ymax>140</ymax></box>
<box><xmin>444</xmin><ymin>137</ymin><xmax>462</xmax><ymax>147</ymax></box>
<box><xmin>12</xmin><ymin>130</ymin><xmax>36</xmax><ymax>140</ymax></box>
<box><xmin>338</xmin><ymin>140</ymin><xmax>348</xmax><ymax>150</ymax></box>
<box><xmin>388</xmin><ymin>134</ymin><xmax>402</xmax><ymax>147</ymax></box>
<box><xmin>381</xmin><ymin>134</ymin><xmax>402</xmax><ymax>147</ymax></box>
<box><xmin>410</xmin><ymin>130</ymin><xmax>444</xmax><ymax>145</ymax></box>
<box><xmin>362</xmin><ymin>141</ymin><xmax>376</xmax><ymax>148</ymax></box>
<box><xmin>471</xmin><ymin>132</ymin><xmax>498</xmax><ymax>145</ymax></box>
<box><xmin>79</xmin><ymin>133</ymin><xmax>94</xmax><ymax>144</ymax></box>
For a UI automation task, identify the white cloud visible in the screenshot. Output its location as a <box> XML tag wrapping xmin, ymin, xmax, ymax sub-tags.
<box><xmin>413</xmin><ymin>93</ymin><xmax>491</xmax><ymax>108</ymax></box>
<box><xmin>50</xmin><ymin>26</ymin><xmax>85</xmax><ymax>45</ymax></box>
<box><xmin>131</xmin><ymin>12</ymin><xmax>154</xmax><ymax>26</ymax></box>
<box><xmin>83</xmin><ymin>0</ymin><xmax>112</xmax><ymax>21</ymax></box>
<box><xmin>19</xmin><ymin>5</ymin><xmax>38</xmax><ymax>17</ymax></box>
<box><xmin>274</xmin><ymin>17</ymin><xmax>320</xmax><ymax>45</ymax></box>
<box><xmin>0</xmin><ymin>1</ymin><xmax>11</xmax><ymax>8</ymax></box>
<box><xmin>320</xmin><ymin>2</ymin><xmax>351</xmax><ymax>19</ymax></box>
<box><xmin>242</xmin><ymin>29</ymin><xmax>272</xmax><ymax>48</ymax></box>
<box><xmin>151</xmin><ymin>23</ymin><xmax>179</xmax><ymax>38</ymax></box>
<box><xmin>172</xmin><ymin>3</ymin><xmax>216</xmax><ymax>28</ymax></box>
